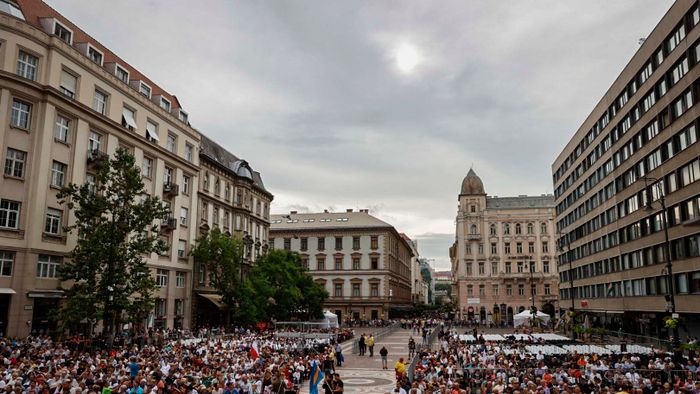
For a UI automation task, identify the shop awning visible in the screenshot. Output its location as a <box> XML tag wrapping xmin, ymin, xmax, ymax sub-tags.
<box><xmin>27</xmin><ymin>290</ymin><xmax>64</xmax><ymax>298</ymax></box>
<box><xmin>0</xmin><ymin>288</ymin><xmax>16</xmax><ymax>294</ymax></box>
<box><xmin>197</xmin><ymin>293</ymin><xmax>226</xmax><ymax>309</ymax></box>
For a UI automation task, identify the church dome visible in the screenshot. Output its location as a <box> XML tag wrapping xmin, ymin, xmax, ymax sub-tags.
<box><xmin>461</xmin><ymin>168</ymin><xmax>485</xmax><ymax>195</ymax></box>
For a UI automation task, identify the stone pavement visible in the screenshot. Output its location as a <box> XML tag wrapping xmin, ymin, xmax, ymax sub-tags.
<box><xmin>334</xmin><ymin>328</ymin><xmax>420</xmax><ymax>394</ymax></box>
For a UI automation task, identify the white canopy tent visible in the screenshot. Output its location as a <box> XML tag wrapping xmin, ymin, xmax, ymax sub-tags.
<box><xmin>513</xmin><ymin>310</ymin><xmax>551</xmax><ymax>327</ymax></box>
<box><xmin>318</xmin><ymin>310</ymin><xmax>339</xmax><ymax>329</ymax></box>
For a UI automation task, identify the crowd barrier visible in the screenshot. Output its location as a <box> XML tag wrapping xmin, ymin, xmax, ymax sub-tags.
<box><xmin>352</xmin><ymin>322</ymin><xmax>400</xmax><ymax>354</ymax></box>
<box><xmin>408</xmin><ymin>325</ymin><xmax>443</xmax><ymax>382</ymax></box>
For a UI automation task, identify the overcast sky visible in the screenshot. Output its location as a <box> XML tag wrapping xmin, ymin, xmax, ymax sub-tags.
<box><xmin>49</xmin><ymin>0</ymin><xmax>674</xmax><ymax>270</ymax></box>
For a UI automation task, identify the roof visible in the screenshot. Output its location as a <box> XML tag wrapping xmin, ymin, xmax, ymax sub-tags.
<box><xmin>199</xmin><ymin>134</ymin><xmax>271</xmax><ymax>195</ymax></box>
<box><xmin>16</xmin><ymin>0</ymin><xmax>181</xmax><ymax>111</ymax></box>
<box><xmin>270</xmin><ymin>211</ymin><xmax>393</xmax><ymax>231</ymax></box>
<box><xmin>461</xmin><ymin>168</ymin><xmax>485</xmax><ymax>195</ymax></box>
<box><xmin>485</xmin><ymin>195</ymin><xmax>555</xmax><ymax>209</ymax></box>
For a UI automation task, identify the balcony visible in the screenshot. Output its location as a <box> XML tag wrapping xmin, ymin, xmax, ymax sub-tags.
<box><xmin>466</xmin><ymin>234</ymin><xmax>481</xmax><ymax>240</ymax></box>
<box><xmin>87</xmin><ymin>149</ymin><xmax>108</xmax><ymax>165</ymax></box>
<box><xmin>163</xmin><ymin>182</ymin><xmax>179</xmax><ymax>197</ymax></box>
<box><xmin>161</xmin><ymin>217</ymin><xmax>177</xmax><ymax>231</ymax></box>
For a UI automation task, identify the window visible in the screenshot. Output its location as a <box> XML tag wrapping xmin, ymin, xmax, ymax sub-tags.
<box><xmin>335</xmin><ymin>257</ymin><xmax>343</xmax><ymax>270</ymax></box>
<box><xmin>316</xmin><ymin>237</ymin><xmax>325</xmax><ymax>250</ymax></box>
<box><xmin>4</xmin><ymin>148</ymin><xmax>26</xmax><ymax>178</ymax></box>
<box><xmin>517</xmin><ymin>262</ymin><xmax>524</xmax><ymax>273</ymax></box>
<box><xmin>335</xmin><ymin>237</ymin><xmax>343</xmax><ymax>250</ymax></box>
<box><xmin>318</xmin><ymin>258</ymin><xmax>326</xmax><ymax>271</ymax></box>
<box><xmin>505</xmin><ymin>243</ymin><xmax>511</xmax><ymax>254</ymax></box>
<box><xmin>10</xmin><ymin>99</ymin><xmax>31</xmax><ymax>129</ymax></box>
<box><xmin>681</xmin><ymin>159</ymin><xmax>700</xmax><ymax>186</ymax></box>
<box><xmin>544</xmin><ymin>284</ymin><xmax>551</xmax><ymax>295</ymax></box>
<box><xmin>16</xmin><ymin>51</ymin><xmax>38</xmax><ymax>80</ymax></box>
<box><xmin>300</xmin><ymin>237</ymin><xmax>308</xmax><ymax>251</ymax></box>
<box><xmin>672</xmin><ymin>90</ymin><xmax>693</xmax><ymax>118</ymax></box>
<box><xmin>353</xmin><ymin>236</ymin><xmax>360</xmax><ymax>250</ymax></box>
<box><xmin>37</xmin><ymin>255</ymin><xmax>60</xmax><ymax>278</ymax></box>
<box><xmin>178</xmin><ymin>110</ymin><xmax>188</xmax><ymax>123</ymax></box>
<box><xmin>334</xmin><ymin>284</ymin><xmax>343</xmax><ymax>297</ymax></box>
<box><xmin>54</xmin><ymin>115</ymin><xmax>70</xmax><ymax>143</ymax></box>
<box><xmin>531</xmin><ymin>285</ymin><xmax>537</xmax><ymax>295</ymax></box>
<box><xmin>183</xmin><ymin>175</ymin><xmax>190</xmax><ymax>194</ymax></box>
<box><xmin>59</xmin><ymin>70</ymin><xmax>77</xmax><ymax>98</ymax></box>
<box><xmin>50</xmin><ymin>161</ymin><xmax>66</xmax><ymax>187</ymax></box>
<box><xmin>156</xmin><ymin>269</ymin><xmax>168</xmax><ymax>287</ymax></box>
<box><xmin>92</xmin><ymin>90</ymin><xmax>107</xmax><ymax>115</ymax></box>
<box><xmin>146</xmin><ymin>121</ymin><xmax>159</xmax><ymax>143</ymax></box>
<box><xmin>352</xmin><ymin>257</ymin><xmax>360</xmax><ymax>270</ymax></box>
<box><xmin>44</xmin><ymin>208</ymin><xmax>62</xmax><ymax>235</ymax></box>
<box><xmin>139</xmin><ymin>82</ymin><xmax>152</xmax><ymax>98</ymax></box>
<box><xmin>671</xmin><ymin>57</ymin><xmax>688</xmax><ymax>84</ymax></box>
<box><xmin>370</xmin><ymin>284</ymin><xmax>379</xmax><ymax>297</ymax></box>
<box><xmin>528</xmin><ymin>242</ymin><xmax>535</xmax><ymax>253</ymax></box>
<box><xmin>283</xmin><ymin>238</ymin><xmax>291</xmax><ymax>251</ymax></box>
<box><xmin>518</xmin><ymin>285</ymin><xmax>525</xmax><ymax>296</ymax></box>
<box><xmin>491</xmin><ymin>243</ymin><xmax>497</xmax><ymax>254</ymax></box>
<box><xmin>141</xmin><ymin>157</ymin><xmax>153</xmax><ymax>178</ymax></box>
<box><xmin>467</xmin><ymin>285</ymin><xmax>473</xmax><ymax>296</ymax></box>
<box><xmin>465</xmin><ymin>244</ymin><xmax>471</xmax><ymax>254</ymax></box>
<box><xmin>122</xmin><ymin>107</ymin><xmax>137</xmax><ymax>130</ymax></box>
<box><xmin>527</xmin><ymin>223</ymin><xmax>534</xmax><ymax>234</ymax></box>
<box><xmin>53</xmin><ymin>21</ymin><xmax>72</xmax><ymax>44</ymax></box>
<box><xmin>516</xmin><ymin>242</ymin><xmax>523</xmax><ymax>254</ymax></box>
<box><xmin>515</xmin><ymin>223</ymin><xmax>522</xmax><ymax>234</ymax></box>
<box><xmin>371</xmin><ymin>235</ymin><xmax>379</xmax><ymax>249</ymax></box>
<box><xmin>490</xmin><ymin>224</ymin><xmax>496</xmax><ymax>235</ymax></box>
<box><xmin>160</xmin><ymin>97</ymin><xmax>171</xmax><ymax>112</ymax></box>
<box><xmin>466</xmin><ymin>263</ymin><xmax>473</xmax><ymax>276</ymax></box>
<box><xmin>478</xmin><ymin>262</ymin><xmax>485</xmax><ymax>275</ymax></box>
<box><xmin>493</xmin><ymin>285</ymin><xmax>499</xmax><ymax>296</ymax></box>
<box><xmin>505</xmin><ymin>262</ymin><xmax>512</xmax><ymax>273</ymax></box>
<box><xmin>180</xmin><ymin>207</ymin><xmax>188</xmax><ymax>226</ymax></box>
<box><xmin>506</xmin><ymin>285</ymin><xmax>513</xmax><ymax>296</ymax></box>
<box><xmin>166</xmin><ymin>133</ymin><xmax>177</xmax><ymax>152</ymax></box>
<box><xmin>479</xmin><ymin>285</ymin><xmax>485</xmax><ymax>296</ymax></box>
<box><xmin>0</xmin><ymin>252</ymin><xmax>13</xmax><ymax>277</ymax></box>
<box><xmin>177</xmin><ymin>240</ymin><xmax>186</xmax><ymax>258</ymax></box>
<box><xmin>78</xmin><ymin>42</ymin><xmax>100</xmax><ymax>64</ymax></box>
<box><xmin>88</xmin><ymin>131</ymin><xmax>102</xmax><ymax>152</ymax></box>
<box><xmin>352</xmin><ymin>283</ymin><xmax>360</xmax><ymax>297</ymax></box>
<box><xmin>491</xmin><ymin>262</ymin><xmax>498</xmax><ymax>274</ymax></box>
<box><xmin>164</xmin><ymin>167</ymin><xmax>173</xmax><ymax>185</ymax></box>
<box><xmin>185</xmin><ymin>143</ymin><xmax>194</xmax><ymax>162</ymax></box>
<box><xmin>0</xmin><ymin>200</ymin><xmax>20</xmax><ymax>229</ymax></box>
<box><xmin>371</xmin><ymin>257</ymin><xmax>378</xmax><ymax>270</ymax></box>
<box><xmin>176</xmin><ymin>271</ymin><xmax>186</xmax><ymax>288</ymax></box>
<box><xmin>503</xmin><ymin>223</ymin><xmax>510</xmax><ymax>235</ymax></box>
<box><xmin>115</xmin><ymin>64</ymin><xmax>129</xmax><ymax>83</ymax></box>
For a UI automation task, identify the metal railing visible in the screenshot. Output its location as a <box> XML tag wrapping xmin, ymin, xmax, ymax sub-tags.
<box><xmin>597</xmin><ymin>329</ymin><xmax>673</xmax><ymax>351</ymax></box>
<box><xmin>408</xmin><ymin>326</ymin><xmax>442</xmax><ymax>382</ymax></box>
<box><xmin>351</xmin><ymin>322</ymin><xmax>400</xmax><ymax>354</ymax></box>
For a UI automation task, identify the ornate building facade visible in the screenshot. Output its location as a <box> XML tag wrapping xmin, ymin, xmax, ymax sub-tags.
<box><xmin>450</xmin><ymin>169</ymin><xmax>559</xmax><ymax>325</ymax></box>
<box><xmin>269</xmin><ymin>209</ymin><xmax>413</xmax><ymax>321</ymax></box>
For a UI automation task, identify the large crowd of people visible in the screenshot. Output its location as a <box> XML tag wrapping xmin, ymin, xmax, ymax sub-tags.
<box><xmin>0</xmin><ymin>327</ymin><xmax>350</xmax><ymax>394</ymax></box>
<box><xmin>401</xmin><ymin>326</ymin><xmax>700</xmax><ymax>394</ymax></box>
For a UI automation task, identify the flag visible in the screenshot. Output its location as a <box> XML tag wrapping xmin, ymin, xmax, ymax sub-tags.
<box><xmin>606</xmin><ymin>283</ymin><xmax>615</xmax><ymax>297</ymax></box>
<box><xmin>309</xmin><ymin>359</ymin><xmax>324</xmax><ymax>394</ymax></box>
<box><xmin>250</xmin><ymin>341</ymin><xmax>259</xmax><ymax>361</ymax></box>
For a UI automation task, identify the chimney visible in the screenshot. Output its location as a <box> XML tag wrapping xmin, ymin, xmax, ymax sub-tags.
<box><xmin>290</xmin><ymin>210</ymin><xmax>297</xmax><ymax>214</ymax></box>
<box><xmin>324</xmin><ymin>209</ymin><xmax>329</xmax><ymax>213</ymax></box>
<box><xmin>346</xmin><ymin>209</ymin><xmax>353</xmax><ymax>213</ymax></box>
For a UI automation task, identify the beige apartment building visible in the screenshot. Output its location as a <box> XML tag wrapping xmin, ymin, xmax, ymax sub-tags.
<box><xmin>552</xmin><ymin>0</ymin><xmax>700</xmax><ymax>337</ymax></box>
<box><xmin>193</xmin><ymin>135</ymin><xmax>273</xmax><ymax>326</ymax></box>
<box><xmin>450</xmin><ymin>170</ymin><xmax>558</xmax><ymax>325</ymax></box>
<box><xmin>269</xmin><ymin>210</ymin><xmax>413</xmax><ymax>321</ymax></box>
<box><xmin>0</xmin><ymin>0</ymin><xmax>273</xmax><ymax>337</ymax></box>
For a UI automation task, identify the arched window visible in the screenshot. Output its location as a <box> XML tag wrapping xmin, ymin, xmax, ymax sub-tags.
<box><xmin>489</xmin><ymin>224</ymin><xmax>496</xmax><ymax>235</ymax></box>
<box><xmin>541</xmin><ymin>222</ymin><xmax>548</xmax><ymax>234</ymax></box>
<box><xmin>527</xmin><ymin>223</ymin><xmax>534</xmax><ymax>234</ymax></box>
<box><xmin>503</xmin><ymin>223</ymin><xmax>510</xmax><ymax>235</ymax></box>
<box><xmin>470</xmin><ymin>224</ymin><xmax>478</xmax><ymax>234</ymax></box>
<box><xmin>515</xmin><ymin>223</ymin><xmax>522</xmax><ymax>234</ymax></box>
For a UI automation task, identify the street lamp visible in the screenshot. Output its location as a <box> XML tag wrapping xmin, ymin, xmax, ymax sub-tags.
<box><xmin>641</xmin><ymin>176</ymin><xmax>679</xmax><ymax>350</ymax></box>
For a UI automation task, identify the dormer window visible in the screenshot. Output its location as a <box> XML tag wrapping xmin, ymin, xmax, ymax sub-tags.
<box><xmin>160</xmin><ymin>97</ymin><xmax>171</xmax><ymax>112</ymax></box>
<box><xmin>0</xmin><ymin>1</ymin><xmax>25</xmax><ymax>20</ymax></box>
<box><xmin>178</xmin><ymin>109</ymin><xmax>188</xmax><ymax>123</ymax></box>
<box><xmin>115</xmin><ymin>65</ymin><xmax>129</xmax><ymax>84</ymax></box>
<box><xmin>87</xmin><ymin>45</ymin><xmax>103</xmax><ymax>66</ymax></box>
<box><xmin>53</xmin><ymin>21</ymin><xmax>72</xmax><ymax>44</ymax></box>
<box><xmin>138</xmin><ymin>82</ymin><xmax>151</xmax><ymax>98</ymax></box>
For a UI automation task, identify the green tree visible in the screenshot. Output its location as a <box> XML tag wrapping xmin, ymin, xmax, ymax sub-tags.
<box><xmin>57</xmin><ymin>148</ymin><xmax>168</xmax><ymax>336</ymax></box>
<box><xmin>239</xmin><ymin>250</ymin><xmax>328</xmax><ymax>323</ymax></box>
<box><xmin>189</xmin><ymin>227</ymin><xmax>244</xmax><ymax>322</ymax></box>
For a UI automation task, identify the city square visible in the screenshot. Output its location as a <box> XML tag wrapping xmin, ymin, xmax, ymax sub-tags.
<box><xmin>1</xmin><ymin>0</ymin><xmax>700</xmax><ymax>392</ymax></box>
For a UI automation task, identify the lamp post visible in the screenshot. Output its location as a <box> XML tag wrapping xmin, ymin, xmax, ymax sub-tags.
<box><xmin>641</xmin><ymin>176</ymin><xmax>679</xmax><ymax>350</ymax></box>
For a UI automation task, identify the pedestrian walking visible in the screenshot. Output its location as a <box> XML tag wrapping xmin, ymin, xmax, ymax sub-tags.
<box><xmin>408</xmin><ymin>337</ymin><xmax>415</xmax><ymax>358</ymax></box>
<box><xmin>379</xmin><ymin>346</ymin><xmax>388</xmax><ymax>369</ymax></box>
<box><xmin>367</xmin><ymin>334</ymin><xmax>375</xmax><ymax>357</ymax></box>
<box><xmin>359</xmin><ymin>334</ymin><xmax>366</xmax><ymax>356</ymax></box>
